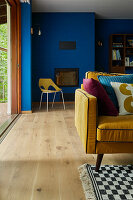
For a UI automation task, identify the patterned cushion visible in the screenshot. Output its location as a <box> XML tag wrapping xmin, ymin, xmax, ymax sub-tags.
<box><xmin>98</xmin><ymin>74</ymin><xmax>133</xmax><ymax>109</ymax></box>
<box><xmin>111</xmin><ymin>82</ymin><xmax>133</xmax><ymax>115</ymax></box>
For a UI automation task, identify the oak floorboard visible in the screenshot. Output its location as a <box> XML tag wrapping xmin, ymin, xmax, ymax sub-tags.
<box><xmin>0</xmin><ymin>104</ymin><xmax>133</xmax><ymax>200</ymax></box>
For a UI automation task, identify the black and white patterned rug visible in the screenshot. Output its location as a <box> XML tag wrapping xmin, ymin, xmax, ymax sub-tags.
<box><xmin>78</xmin><ymin>164</ymin><xmax>133</xmax><ymax>200</ymax></box>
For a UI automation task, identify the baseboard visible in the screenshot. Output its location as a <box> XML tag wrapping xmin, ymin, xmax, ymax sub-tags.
<box><xmin>21</xmin><ymin>110</ymin><xmax>32</xmax><ymax>114</ymax></box>
<box><xmin>32</xmin><ymin>101</ymin><xmax>75</xmax><ymax>105</ymax></box>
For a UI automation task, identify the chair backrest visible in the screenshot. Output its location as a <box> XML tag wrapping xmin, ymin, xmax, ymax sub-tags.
<box><xmin>39</xmin><ymin>78</ymin><xmax>61</xmax><ymax>91</ymax></box>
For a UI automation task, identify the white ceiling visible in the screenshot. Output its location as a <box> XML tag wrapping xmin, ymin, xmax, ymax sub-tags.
<box><xmin>32</xmin><ymin>0</ymin><xmax>133</xmax><ymax>19</ymax></box>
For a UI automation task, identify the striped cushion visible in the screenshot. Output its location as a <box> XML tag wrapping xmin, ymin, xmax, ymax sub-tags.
<box><xmin>98</xmin><ymin>74</ymin><xmax>133</xmax><ymax>109</ymax></box>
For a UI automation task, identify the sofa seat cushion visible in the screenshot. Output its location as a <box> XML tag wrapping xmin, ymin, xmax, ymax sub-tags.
<box><xmin>97</xmin><ymin>115</ymin><xmax>133</xmax><ymax>142</ymax></box>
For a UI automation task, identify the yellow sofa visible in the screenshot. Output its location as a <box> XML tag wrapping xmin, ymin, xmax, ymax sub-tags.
<box><xmin>75</xmin><ymin>71</ymin><xmax>133</xmax><ymax>171</ymax></box>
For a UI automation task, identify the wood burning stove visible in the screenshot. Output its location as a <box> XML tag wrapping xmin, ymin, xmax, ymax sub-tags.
<box><xmin>55</xmin><ymin>68</ymin><xmax>79</xmax><ymax>87</ymax></box>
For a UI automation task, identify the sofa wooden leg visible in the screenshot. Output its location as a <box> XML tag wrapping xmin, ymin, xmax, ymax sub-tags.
<box><xmin>95</xmin><ymin>154</ymin><xmax>104</xmax><ymax>172</ymax></box>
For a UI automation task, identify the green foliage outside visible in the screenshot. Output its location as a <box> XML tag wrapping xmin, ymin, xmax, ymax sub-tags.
<box><xmin>0</xmin><ymin>24</ymin><xmax>8</xmax><ymax>103</ymax></box>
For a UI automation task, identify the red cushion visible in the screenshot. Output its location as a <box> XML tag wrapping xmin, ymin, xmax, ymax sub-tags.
<box><xmin>83</xmin><ymin>78</ymin><xmax>118</xmax><ymax>116</ymax></box>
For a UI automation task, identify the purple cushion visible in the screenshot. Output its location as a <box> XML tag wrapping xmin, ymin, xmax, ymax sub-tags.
<box><xmin>83</xmin><ymin>78</ymin><xmax>118</xmax><ymax>116</ymax></box>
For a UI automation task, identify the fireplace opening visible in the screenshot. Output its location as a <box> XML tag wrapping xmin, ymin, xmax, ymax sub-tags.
<box><xmin>55</xmin><ymin>68</ymin><xmax>79</xmax><ymax>87</ymax></box>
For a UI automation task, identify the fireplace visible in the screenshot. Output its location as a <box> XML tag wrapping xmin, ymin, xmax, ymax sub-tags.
<box><xmin>55</xmin><ymin>68</ymin><xmax>79</xmax><ymax>87</ymax></box>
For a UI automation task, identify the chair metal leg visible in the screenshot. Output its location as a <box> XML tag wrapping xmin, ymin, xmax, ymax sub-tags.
<box><xmin>47</xmin><ymin>92</ymin><xmax>49</xmax><ymax>112</ymax></box>
<box><xmin>61</xmin><ymin>91</ymin><xmax>65</xmax><ymax>110</ymax></box>
<box><xmin>52</xmin><ymin>92</ymin><xmax>56</xmax><ymax>108</ymax></box>
<box><xmin>39</xmin><ymin>92</ymin><xmax>43</xmax><ymax>110</ymax></box>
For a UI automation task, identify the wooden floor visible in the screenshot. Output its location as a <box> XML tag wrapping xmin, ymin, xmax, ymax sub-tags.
<box><xmin>0</xmin><ymin>104</ymin><xmax>133</xmax><ymax>200</ymax></box>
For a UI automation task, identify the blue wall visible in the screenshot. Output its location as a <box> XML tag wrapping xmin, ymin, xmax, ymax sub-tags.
<box><xmin>32</xmin><ymin>12</ymin><xmax>95</xmax><ymax>102</ymax></box>
<box><xmin>21</xmin><ymin>3</ymin><xmax>32</xmax><ymax>111</ymax></box>
<box><xmin>95</xmin><ymin>19</ymin><xmax>133</xmax><ymax>73</ymax></box>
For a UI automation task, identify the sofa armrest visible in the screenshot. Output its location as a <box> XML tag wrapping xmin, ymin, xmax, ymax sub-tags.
<box><xmin>75</xmin><ymin>89</ymin><xmax>97</xmax><ymax>154</ymax></box>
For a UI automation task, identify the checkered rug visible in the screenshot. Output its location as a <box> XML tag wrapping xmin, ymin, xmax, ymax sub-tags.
<box><xmin>78</xmin><ymin>164</ymin><xmax>133</xmax><ymax>200</ymax></box>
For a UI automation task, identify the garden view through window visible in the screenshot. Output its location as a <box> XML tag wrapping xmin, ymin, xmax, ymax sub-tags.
<box><xmin>0</xmin><ymin>21</ymin><xmax>11</xmax><ymax>129</ymax></box>
<box><xmin>0</xmin><ymin>23</ymin><xmax>8</xmax><ymax>104</ymax></box>
<box><xmin>0</xmin><ymin>3</ymin><xmax>15</xmax><ymax>131</ymax></box>
<box><xmin>0</xmin><ymin>22</ymin><xmax>9</xmax><ymax>127</ymax></box>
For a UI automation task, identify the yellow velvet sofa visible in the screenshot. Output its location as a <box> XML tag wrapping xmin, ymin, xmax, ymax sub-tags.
<box><xmin>75</xmin><ymin>71</ymin><xmax>133</xmax><ymax>171</ymax></box>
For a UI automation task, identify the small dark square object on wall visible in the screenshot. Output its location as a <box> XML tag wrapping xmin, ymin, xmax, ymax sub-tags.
<box><xmin>59</xmin><ymin>41</ymin><xmax>76</xmax><ymax>50</ymax></box>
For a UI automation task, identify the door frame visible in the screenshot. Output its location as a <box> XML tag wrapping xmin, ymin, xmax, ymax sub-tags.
<box><xmin>6</xmin><ymin>0</ymin><xmax>21</xmax><ymax>114</ymax></box>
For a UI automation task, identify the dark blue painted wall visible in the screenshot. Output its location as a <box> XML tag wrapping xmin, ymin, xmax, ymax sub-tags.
<box><xmin>95</xmin><ymin>19</ymin><xmax>133</xmax><ymax>73</ymax></box>
<box><xmin>32</xmin><ymin>12</ymin><xmax>95</xmax><ymax>102</ymax></box>
<box><xmin>21</xmin><ymin>3</ymin><xmax>32</xmax><ymax>111</ymax></box>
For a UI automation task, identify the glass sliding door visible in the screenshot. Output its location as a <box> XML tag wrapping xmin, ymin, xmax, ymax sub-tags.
<box><xmin>0</xmin><ymin>0</ymin><xmax>17</xmax><ymax>135</ymax></box>
<box><xmin>0</xmin><ymin>0</ymin><xmax>9</xmax><ymax>127</ymax></box>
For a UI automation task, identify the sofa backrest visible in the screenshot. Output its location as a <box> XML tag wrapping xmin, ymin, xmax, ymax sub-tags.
<box><xmin>85</xmin><ymin>71</ymin><xmax>125</xmax><ymax>81</ymax></box>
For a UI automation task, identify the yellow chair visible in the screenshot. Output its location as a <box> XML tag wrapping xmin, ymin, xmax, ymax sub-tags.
<box><xmin>39</xmin><ymin>78</ymin><xmax>65</xmax><ymax>111</ymax></box>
